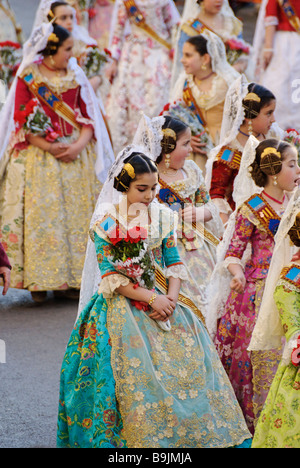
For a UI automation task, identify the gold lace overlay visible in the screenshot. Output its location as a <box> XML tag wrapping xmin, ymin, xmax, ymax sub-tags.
<box><xmin>107</xmin><ymin>294</ymin><xmax>251</xmax><ymax>448</ymax></box>
<box><xmin>0</xmin><ymin>141</ymin><xmax>101</xmax><ymax>290</ymax></box>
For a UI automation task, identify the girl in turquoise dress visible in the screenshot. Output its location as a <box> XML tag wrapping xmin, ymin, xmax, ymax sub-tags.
<box><xmin>57</xmin><ymin>145</ymin><xmax>251</xmax><ymax>448</ymax></box>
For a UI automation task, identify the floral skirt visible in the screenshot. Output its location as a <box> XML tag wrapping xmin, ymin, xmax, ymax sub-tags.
<box><xmin>215</xmin><ymin>278</ymin><xmax>282</xmax><ymax>434</ymax></box>
<box><xmin>57</xmin><ymin>291</ymin><xmax>251</xmax><ymax>448</ymax></box>
<box><xmin>0</xmin><ymin>142</ymin><xmax>101</xmax><ymax>291</ymax></box>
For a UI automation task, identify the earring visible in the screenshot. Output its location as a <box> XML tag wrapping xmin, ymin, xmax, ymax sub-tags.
<box><xmin>273</xmin><ymin>176</ymin><xmax>278</xmax><ymax>186</ymax></box>
<box><xmin>50</xmin><ymin>55</ymin><xmax>56</xmax><ymax>67</ymax></box>
<box><xmin>165</xmin><ymin>154</ymin><xmax>171</xmax><ymax>169</ymax></box>
<box><xmin>201</xmin><ymin>64</ymin><xmax>207</xmax><ymax>71</ymax></box>
<box><xmin>248</xmin><ymin>120</ymin><xmax>253</xmax><ymax>136</ymax></box>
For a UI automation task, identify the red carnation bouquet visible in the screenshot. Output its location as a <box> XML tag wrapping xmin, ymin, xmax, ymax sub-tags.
<box><xmin>225</xmin><ymin>37</ymin><xmax>250</xmax><ymax>65</ymax></box>
<box><xmin>107</xmin><ymin>224</ymin><xmax>155</xmax><ymax>311</ymax></box>
<box><xmin>15</xmin><ymin>98</ymin><xmax>62</xmax><ymax>142</ymax></box>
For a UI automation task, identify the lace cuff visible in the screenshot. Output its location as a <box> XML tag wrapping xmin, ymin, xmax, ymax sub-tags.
<box><xmin>98</xmin><ymin>273</ymin><xmax>131</xmax><ymax>298</ymax></box>
<box><xmin>223</xmin><ymin>256</ymin><xmax>244</xmax><ymax>271</ymax></box>
<box><xmin>211</xmin><ymin>197</ymin><xmax>233</xmax><ymax>215</ymax></box>
<box><xmin>265</xmin><ymin>16</ymin><xmax>279</xmax><ymax>27</ymax></box>
<box><xmin>166</xmin><ymin>263</ymin><xmax>188</xmax><ymax>281</ymax></box>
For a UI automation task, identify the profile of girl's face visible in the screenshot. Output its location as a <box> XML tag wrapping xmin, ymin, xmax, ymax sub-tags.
<box><xmin>163</xmin><ymin>128</ymin><xmax>192</xmax><ymax>170</ymax></box>
<box><xmin>201</xmin><ymin>0</ymin><xmax>224</xmax><ymax>14</ymax></box>
<box><xmin>51</xmin><ymin>36</ymin><xmax>74</xmax><ymax>68</ymax></box>
<box><xmin>275</xmin><ymin>146</ymin><xmax>300</xmax><ymax>192</ymax></box>
<box><xmin>181</xmin><ymin>42</ymin><xmax>210</xmax><ymax>76</ymax></box>
<box><xmin>251</xmin><ymin>99</ymin><xmax>276</xmax><ymax>136</ymax></box>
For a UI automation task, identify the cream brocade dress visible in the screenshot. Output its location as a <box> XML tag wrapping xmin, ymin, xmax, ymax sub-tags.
<box><xmin>0</xmin><ymin>64</ymin><xmax>101</xmax><ymax>291</ymax></box>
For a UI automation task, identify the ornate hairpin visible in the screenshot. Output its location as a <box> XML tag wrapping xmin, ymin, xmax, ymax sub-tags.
<box><xmin>123</xmin><ymin>163</ymin><xmax>135</xmax><ymax>179</ymax></box>
<box><xmin>261</xmin><ymin>147</ymin><xmax>281</xmax><ymax>160</ymax></box>
<box><xmin>48</xmin><ymin>32</ymin><xmax>59</xmax><ymax>43</ymax></box>
<box><xmin>260</xmin><ymin>146</ymin><xmax>282</xmax><ymax>176</ymax></box>
<box><xmin>244</xmin><ymin>92</ymin><xmax>261</xmax><ymax>103</ymax></box>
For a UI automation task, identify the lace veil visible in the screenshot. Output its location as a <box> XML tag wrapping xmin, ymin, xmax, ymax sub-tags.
<box><xmin>205</xmin><ymin>73</ymin><xmax>248</xmax><ymax>189</ymax></box>
<box><xmin>171</xmin><ymin>28</ymin><xmax>240</xmax><ymax>101</ymax></box>
<box><xmin>78</xmin><ymin>144</ymin><xmax>153</xmax><ymax>318</ymax></box>
<box><xmin>33</xmin><ymin>0</ymin><xmax>98</xmax><ymax>46</ymax></box>
<box><xmin>171</xmin><ymin>0</ymin><xmax>241</xmax><ymax>89</ymax></box>
<box><xmin>0</xmin><ymin>20</ymin><xmax>114</xmax><ymax>182</ymax></box>
<box><xmin>249</xmin><ymin>188</ymin><xmax>300</xmax><ymax>354</ymax></box>
<box><xmin>0</xmin><ymin>21</ymin><xmax>54</xmax><ymax>169</ymax></box>
<box><xmin>205</xmin><ymin>135</ymin><xmax>262</xmax><ymax>338</ymax></box>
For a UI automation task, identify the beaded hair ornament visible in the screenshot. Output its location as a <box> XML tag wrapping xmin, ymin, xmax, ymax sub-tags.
<box><xmin>114</xmin><ymin>162</ymin><xmax>136</xmax><ymax>191</ymax></box>
<box><xmin>161</xmin><ymin>127</ymin><xmax>177</xmax><ymax>168</ymax></box>
<box><xmin>260</xmin><ymin>146</ymin><xmax>282</xmax><ymax>176</ymax></box>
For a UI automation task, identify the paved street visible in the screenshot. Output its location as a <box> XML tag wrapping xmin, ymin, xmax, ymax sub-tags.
<box><xmin>0</xmin><ymin>0</ymin><xmax>258</xmax><ymax>449</ymax></box>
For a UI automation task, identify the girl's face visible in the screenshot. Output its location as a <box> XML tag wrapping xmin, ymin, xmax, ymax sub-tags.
<box><xmin>251</xmin><ymin>99</ymin><xmax>276</xmax><ymax>136</ymax></box>
<box><xmin>52</xmin><ymin>36</ymin><xmax>74</xmax><ymax>69</ymax></box>
<box><xmin>276</xmin><ymin>147</ymin><xmax>300</xmax><ymax>191</ymax></box>
<box><xmin>126</xmin><ymin>172</ymin><xmax>158</xmax><ymax>208</ymax></box>
<box><xmin>165</xmin><ymin>128</ymin><xmax>192</xmax><ymax>170</ymax></box>
<box><xmin>53</xmin><ymin>5</ymin><xmax>74</xmax><ymax>32</ymax></box>
<box><xmin>202</xmin><ymin>0</ymin><xmax>224</xmax><ymax>14</ymax></box>
<box><xmin>181</xmin><ymin>42</ymin><xmax>210</xmax><ymax>76</ymax></box>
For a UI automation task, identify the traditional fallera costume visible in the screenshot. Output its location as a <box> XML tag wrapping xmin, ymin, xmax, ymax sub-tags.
<box><xmin>206</xmin><ymin>75</ymin><xmax>283</xmax><ymax>219</ymax></box>
<box><xmin>253</xmin><ymin>0</ymin><xmax>300</xmax><ymax>130</ymax></box>
<box><xmin>249</xmin><ymin>189</ymin><xmax>300</xmax><ymax>448</ymax></box>
<box><xmin>133</xmin><ymin>113</ymin><xmax>224</xmax><ymax>311</ymax></box>
<box><xmin>57</xmin><ymin>144</ymin><xmax>251</xmax><ymax>448</ymax></box>
<box><xmin>206</xmin><ymin>136</ymin><xmax>285</xmax><ymax>434</ymax></box>
<box><xmin>0</xmin><ymin>22</ymin><xmax>114</xmax><ymax>292</ymax></box>
<box><xmin>105</xmin><ymin>0</ymin><xmax>180</xmax><ymax>155</ymax></box>
<box><xmin>171</xmin><ymin>0</ymin><xmax>252</xmax><ymax>90</ymax></box>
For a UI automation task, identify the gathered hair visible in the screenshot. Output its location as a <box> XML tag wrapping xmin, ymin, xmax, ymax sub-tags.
<box><xmin>243</xmin><ymin>83</ymin><xmax>276</xmax><ymax>120</ymax></box>
<box><xmin>113</xmin><ymin>152</ymin><xmax>158</xmax><ymax>193</ymax></box>
<box><xmin>39</xmin><ymin>23</ymin><xmax>71</xmax><ymax>57</ymax></box>
<box><xmin>47</xmin><ymin>1</ymin><xmax>70</xmax><ymax>21</ymax></box>
<box><xmin>186</xmin><ymin>34</ymin><xmax>208</xmax><ymax>57</ymax></box>
<box><xmin>249</xmin><ymin>138</ymin><xmax>292</xmax><ymax>187</ymax></box>
<box><xmin>288</xmin><ymin>215</ymin><xmax>300</xmax><ymax>247</ymax></box>
<box><xmin>156</xmin><ymin>116</ymin><xmax>189</xmax><ymax>164</ymax></box>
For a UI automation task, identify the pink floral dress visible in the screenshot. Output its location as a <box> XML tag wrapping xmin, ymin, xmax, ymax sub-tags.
<box><xmin>105</xmin><ymin>0</ymin><xmax>180</xmax><ymax>155</ymax></box>
<box><xmin>214</xmin><ymin>202</ymin><xmax>283</xmax><ymax>435</ymax></box>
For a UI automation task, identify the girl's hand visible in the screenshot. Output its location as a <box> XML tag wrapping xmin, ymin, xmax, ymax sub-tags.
<box><xmin>105</xmin><ymin>59</ymin><xmax>118</xmax><ymax>84</ymax></box>
<box><xmin>230</xmin><ymin>272</ymin><xmax>246</xmax><ymax>294</ymax></box>
<box><xmin>54</xmin><ymin>142</ymin><xmax>82</xmax><ymax>163</ymax></box>
<box><xmin>48</xmin><ymin>142</ymin><xmax>70</xmax><ymax>156</ymax></box>
<box><xmin>190</xmin><ymin>135</ymin><xmax>207</xmax><ymax>156</ymax></box>
<box><xmin>180</xmin><ymin>205</ymin><xmax>196</xmax><ymax>223</ymax></box>
<box><xmin>148</xmin><ymin>294</ymin><xmax>175</xmax><ymax>322</ymax></box>
<box><xmin>263</xmin><ymin>50</ymin><xmax>273</xmax><ymax>69</ymax></box>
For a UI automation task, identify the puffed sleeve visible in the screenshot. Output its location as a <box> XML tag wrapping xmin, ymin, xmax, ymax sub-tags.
<box><xmin>162</xmin><ymin>230</ymin><xmax>188</xmax><ymax>280</ymax></box>
<box><xmin>224</xmin><ymin>210</ymin><xmax>254</xmax><ymax>269</ymax></box>
<box><xmin>210</xmin><ymin>160</ymin><xmax>237</xmax><ymax>214</ymax></box>
<box><xmin>265</xmin><ymin>0</ymin><xmax>279</xmax><ymax>26</ymax></box>
<box><xmin>94</xmin><ymin>232</ymin><xmax>130</xmax><ymax>298</ymax></box>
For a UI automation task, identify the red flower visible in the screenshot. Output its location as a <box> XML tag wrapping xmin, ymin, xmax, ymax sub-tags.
<box><xmin>130</xmin><ymin>299</ymin><xmax>150</xmax><ymax>311</ymax></box>
<box><xmin>128</xmin><ymin>226</ymin><xmax>147</xmax><ymax>243</ymax></box>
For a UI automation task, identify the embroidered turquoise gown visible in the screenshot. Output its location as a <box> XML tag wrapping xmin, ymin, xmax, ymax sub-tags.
<box><xmin>57</xmin><ymin>203</ymin><xmax>251</xmax><ymax>448</ymax></box>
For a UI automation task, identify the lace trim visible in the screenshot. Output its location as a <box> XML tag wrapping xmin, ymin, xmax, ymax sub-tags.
<box><xmin>166</xmin><ymin>263</ymin><xmax>189</xmax><ymax>281</ymax></box>
<box><xmin>186</xmin><ymin>73</ymin><xmax>228</xmax><ymax>110</ymax></box>
<box><xmin>265</xmin><ymin>16</ymin><xmax>279</xmax><ymax>27</ymax></box>
<box><xmin>98</xmin><ymin>273</ymin><xmax>131</xmax><ymax>298</ymax></box>
<box><xmin>21</xmin><ymin>63</ymin><xmax>78</xmax><ymax>94</ymax></box>
<box><xmin>212</xmin><ymin>197</ymin><xmax>233</xmax><ymax>215</ymax></box>
<box><xmin>223</xmin><ymin>256</ymin><xmax>244</xmax><ymax>271</ymax></box>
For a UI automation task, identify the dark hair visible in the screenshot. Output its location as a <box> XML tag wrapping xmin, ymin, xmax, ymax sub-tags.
<box><xmin>47</xmin><ymin>1</ymin><xmax>70</xmax><ymax>22</ymax></box>
<box><xmin>249</xmin><ymin>138</ymin><xmax>292</xmax><ymax>187</ymax></box>
<box><xmin>39</xmin><ymin>23</ymin><xmax>71</xmax><ymax>57</ymax></box>
<box><xmin>243</xmin><ymin>83</ymin><xmax>276</xmax><ymax>120</ymax></box>
<box><xmin>186</xmin><ymin>35</ymin><xmax>208</xmax><ymax>57</ymax></box>
<box><xmin>156</xmin><ymin>116</ymin><xmax>189</xmax><ymax>164</ymax></box>
<box><xmin>113</xmin><ymin>152</ymin><xmax>158</xmax><ymax>193</ymax></box>
<box><xmin>288</xmin><ymin>215</ymin><xmax>300</xmax><ymax>247</ymax></box>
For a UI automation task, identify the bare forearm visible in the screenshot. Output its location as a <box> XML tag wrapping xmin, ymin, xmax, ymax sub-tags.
<box><xmin>116</xmin><ymin>282</ymin><xmax>153</xmax><ymax>303</ymax></box>
<box><xmin>167</xmin><ymin>276</ymin><xmax>181</xmax><ymax>302</ymax></box>
<box><xmin>264</xmin><ymin>25</ymin><xmax>276</xmax><ymax>49</ymax></box>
